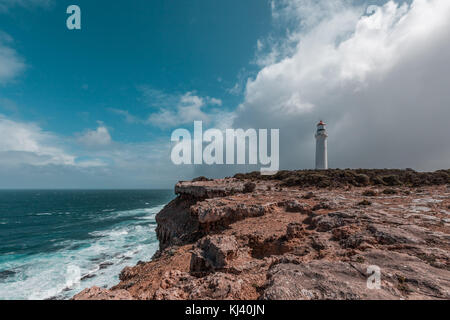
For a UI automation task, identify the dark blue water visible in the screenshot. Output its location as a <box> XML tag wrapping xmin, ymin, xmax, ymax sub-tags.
<box><xmin>0</xmin><ymin>190</ymin><xmax>174</xmax><ymax>300</ymax></box>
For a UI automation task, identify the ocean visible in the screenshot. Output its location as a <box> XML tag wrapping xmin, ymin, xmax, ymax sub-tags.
<box><xmin>0</xmin><ymin>189</ymin><xmax>174</xmax><ymax>300</ymax></box>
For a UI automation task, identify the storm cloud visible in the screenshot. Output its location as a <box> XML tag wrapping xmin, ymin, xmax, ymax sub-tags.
<box><xmin>231</xmin><ymin>0</ymin><xmax>450</xmax><ymax>172</ymax></box>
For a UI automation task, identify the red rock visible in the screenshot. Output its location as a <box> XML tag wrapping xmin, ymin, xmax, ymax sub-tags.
<box><xmin>190</xmin><ymin>235</ymin><xmax>239</xmax><ymax>274</ymax></box>
<box><xmin>73</xmin><ymin>286</ymin><xmax>133</xmax><ymax>300</ymax></box>
<box><xmin>74</xmin><ymin>173</ymin><xmax>450</xmax><ymax>300</ymax></box>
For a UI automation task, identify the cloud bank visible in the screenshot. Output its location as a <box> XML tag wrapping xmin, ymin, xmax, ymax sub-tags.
<box><xmin>0</xmin><ymin>115</ymin><xmax>192</xmax><ymax>188</ymax></box>
<box><xmin>1</xmin><ymin>0</ymin><xmax>449</xmax><ymax>188</ymax></box>
<box><xmin>0</xmin><ymin>32</ymin><xmax>25</xmax><ymax>84</ymax></box>
<box><xmin>232</xmin><ymin>0</ymin><xmax>450</xmax><ymax>172</ymax></box>
<box><xmin>0</xmin><ymin>115</ymin><xmax>75</xmax><ymax>166</ymax></box>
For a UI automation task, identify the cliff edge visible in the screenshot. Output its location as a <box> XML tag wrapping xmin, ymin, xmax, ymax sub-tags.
<box><xmin>74</xmin><ymin>169</ymin><xmax>450</xmax><ymax>300</ymax></box>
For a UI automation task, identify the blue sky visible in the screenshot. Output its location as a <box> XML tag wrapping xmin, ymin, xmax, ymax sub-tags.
<box><xmin>0</xmin><ymin>0</ymin><xmax>448</xmax><ymax>188</ymax></box>
<box><xmin>0</xmin><ymin>0</ymin><xmax>271</xmax><ymax>140</ymax></box>
<box><xmin>0</xmin><ymin>0</ymin><xmax>274</xmax><ymax>188</ymax></box>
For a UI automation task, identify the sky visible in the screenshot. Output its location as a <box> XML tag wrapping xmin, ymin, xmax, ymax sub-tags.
<box><xmin>0</xmin><ymin>0</ymin><xmax>449</xmax><ymax>189</ymax></box>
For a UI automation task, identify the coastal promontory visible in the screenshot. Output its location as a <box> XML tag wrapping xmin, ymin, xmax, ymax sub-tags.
<box><xmin>74</xmin><ymin>169</ymin><xmax>450</xmax><ymax>300</ymax></box>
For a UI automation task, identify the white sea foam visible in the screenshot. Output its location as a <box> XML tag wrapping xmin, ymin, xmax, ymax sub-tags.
<box><xmin>0</xmin><ymin>205</ymin><xmax>163</xmax><ymax>300</ymax></box>
<box><xmin>94</xmin><ymin>205</ymin><xmax>164</xmax><ymax>222</ymax></box>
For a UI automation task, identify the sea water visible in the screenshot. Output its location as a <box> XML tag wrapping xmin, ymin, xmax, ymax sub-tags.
<box><xmin>0</xmin><ymin>190</ymin><xmax>174</xmax><ymax>300</ymax></box>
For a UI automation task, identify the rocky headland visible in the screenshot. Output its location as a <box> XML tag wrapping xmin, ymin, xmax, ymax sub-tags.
<box><xmin>74</xmin><ymin>169</ymin><xmax>450</xmax><ymax>300</ymax></box>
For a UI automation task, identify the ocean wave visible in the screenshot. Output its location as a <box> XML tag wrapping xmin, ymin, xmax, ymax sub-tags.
<box><xmin>0</xmin><ymin>203</ymin><xmax>164</xmax><ymax>300</ymax></box>
<box><xmin>89</xmin><ymin>229</ymin><xmax>129</xmax><ymax>238</ymax></box>
<box><xmin>94</xmin><ymin>205</ymin><xmax>164</xmax><ymax>222</ymax></box>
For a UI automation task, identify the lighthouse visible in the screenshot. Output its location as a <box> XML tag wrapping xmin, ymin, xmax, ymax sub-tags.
<box><xmin>315</xmin><ymin>121</ymin><xmax>328</xmax><ymax>170</ymax></box>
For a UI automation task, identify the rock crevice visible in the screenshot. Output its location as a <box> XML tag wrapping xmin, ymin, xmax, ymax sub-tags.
<box><xmin>74</xmin><ymin>170</ymin><xmax>450</xmax><ymax>300</ymax></box>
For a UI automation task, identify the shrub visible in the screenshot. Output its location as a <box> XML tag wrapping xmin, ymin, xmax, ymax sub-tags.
<box><xmin>382</xmin><ymin>175</ymin><xmax>402</xmax><ymax>186</ymax></box>
<box><xmin>371</xmin><ymin>176</ymin><xmax>385</xmax><ymax>185</ymax></box>
<box><xmin>243</xmin><ymin>182</ymin><xmax>256</xmax><ymax>193</ymax></box>
<box><xmin>232</xmin><ymin>169</ymin><xmax>449</xmax><ymax>189</ymax></box>
<box><xmin>383</xmin><ymin>188</ymin><xmax>397</xmax><ymax>195</ymax></box>
<box><xmin>362</xmin><ymin>190</ymin><xmax>377</xmax><ymax>197</ymax></box>
<box><xmin>355</xmin><ymin>174</ymin><xmax>370</xmax><ymax>186</ymax></box>
<box><xmin>192</xmin><ymin>176</ymin><xmax>211</xmax><ymax>182</ymax></box>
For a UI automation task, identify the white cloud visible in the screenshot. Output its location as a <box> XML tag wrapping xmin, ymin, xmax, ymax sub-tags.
<box><xmin>147</xmin><ymin>92</ymin><xmax>210</xmax><ymax>128</ymax></box>
<box><xmin>108</xmin><ymin>108</ymin><xmax>139</xmax><ymax>124</ymax></box>
<box><xmin>0</xmin><ymin>32</ymin><xmax>25</xmax><ymax>84</ymax></box>
<box><xmin>77</xmin><ymin>123</ymin><xmax>112</xmax><ymax>147</ymax></box>
<box><xmin>114</xmin><ymin>88</ymin><xmax>224</xmax><ymax>129</ymax></box>
<box><xmin>138</xmin><ymin>86</ymin><xmax>179</xmax><ymax>108</ymax></box>
<box><xmin>75</xmin><ymin>158</ymin><xmax>108</xmax><ymax>168</ymax></box>
<box><xmin>147</xmin><ymin>91</ymin><xmax>226</xmax><ymax>128</ymax></box>
<box><xmin>231</xmin><ymin>0</ymin><xmax>450</xmax><ymax>171</ymax></box>
<box><xmin>207</xmin><ymin>97</ymin><xmax>223</xmax><ymax>106</ymax></box>
<box><xmin>0</xmin><ymin>0</ymin><xmax>52</xmax><ymax>12</ymax></box>
<box><xmin>0</xmin><ymin>115</ymin><xmax>75</xmax><ymax>166</ymax></box>
<box><xmin>227</xmin><ymin>68</ymin><xmax>255</xmax><ymax>96</ymax></box>
<box><xmin>0</xmin><ymin>114</ymin><xmax>192</xmax><ymax>188</ymax></box>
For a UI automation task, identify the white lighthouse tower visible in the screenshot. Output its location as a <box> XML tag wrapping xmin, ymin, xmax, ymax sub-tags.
<box><xmin>315</xmin><ymin>120</ymin><xmax>328</xmax><ymax>170</ymax></box>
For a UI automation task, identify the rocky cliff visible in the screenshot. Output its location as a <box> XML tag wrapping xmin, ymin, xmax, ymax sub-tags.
<box><xmin>74</xmin><ymin>170</ymin><xmax>450</xmax><ymax>300</ymax></box>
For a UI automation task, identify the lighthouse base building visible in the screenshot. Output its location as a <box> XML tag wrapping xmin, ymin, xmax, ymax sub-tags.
<box><xmin>315</xmin><ymin>121</ymin><xmax>328</xmax><ymax>170</ymax></box>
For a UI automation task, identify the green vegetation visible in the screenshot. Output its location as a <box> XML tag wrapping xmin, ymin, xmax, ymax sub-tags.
<box><xmin>234</xmin><ymin>169</ymin><xmax>450</xmax><ymax>189</ymax></box>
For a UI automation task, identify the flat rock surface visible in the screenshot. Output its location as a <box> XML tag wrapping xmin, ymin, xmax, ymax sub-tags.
<box><xmin>74</xmin><ymin>176</ymin><xmax>450</xmax><ymax>300</ymax></box>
